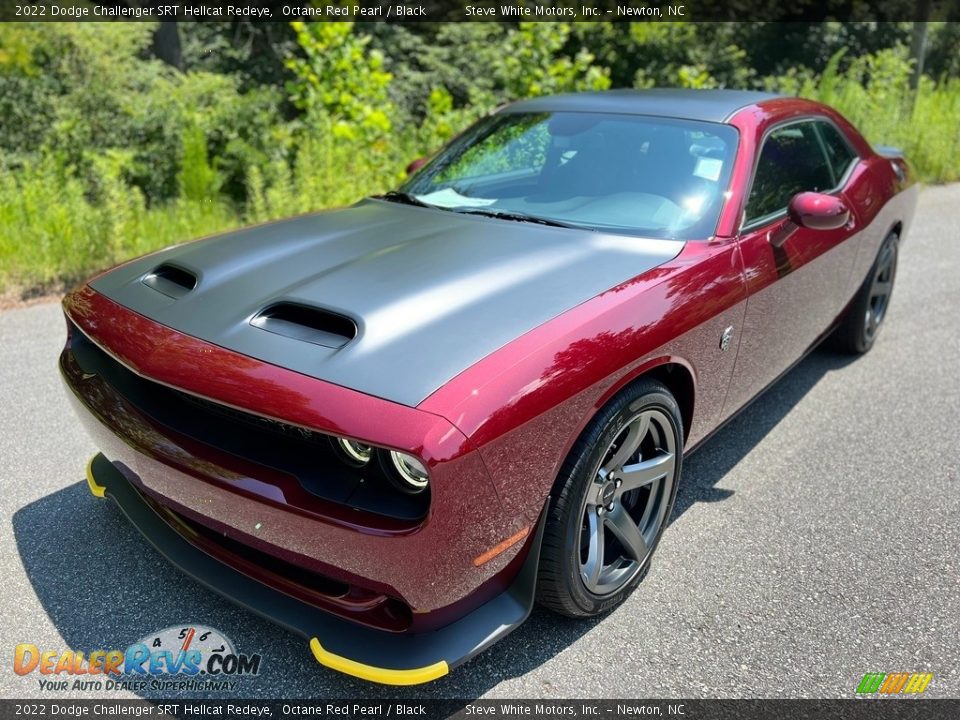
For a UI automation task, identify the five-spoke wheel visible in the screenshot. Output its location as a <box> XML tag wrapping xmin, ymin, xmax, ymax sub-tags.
<box><xmin>834</xmin><ymin>231</ymin><xmax>899</xmax><ymax>354</ymax></box>
<box><xmin>579</xmin><ymin>409</ymin><xmax>676</xmax><ymax>596</ymax></box>
<box><xmin>864</xmin><ymin>237</ymin><xmax>897</xmax><ymax>344</ymax></box>
<box><xmin>537</xmin><ymin>379</ymin><xmax>682</xmax><ymax>617</ymax></box>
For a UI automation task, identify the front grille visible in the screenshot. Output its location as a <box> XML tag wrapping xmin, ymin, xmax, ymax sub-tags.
<box><xmin>177</xmin><ymin>391</ymin><xmax>329</xmax><ymax>447</ymax></box>
<box><xmin>68</xmin><ymin>324</ymin><xmax>429</xmax><ymax>523</ymax></box>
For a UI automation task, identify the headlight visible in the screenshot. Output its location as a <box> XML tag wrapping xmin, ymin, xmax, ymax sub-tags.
<box><xmin>333</xmin><ymin>437</ymin><xmax>373</xmax><ymax>466</ymax></box>
<box><xmin>385</xmin><ymin>450</ymin><xmax>429</xmax><ymax>494</ymax></box>
<box><xmin>330</xmin><ymin>435</ymin><xmax>430</xmax><ymax>496</ymax></box>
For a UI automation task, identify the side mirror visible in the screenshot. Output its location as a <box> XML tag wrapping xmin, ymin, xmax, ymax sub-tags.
<box><xmin>405</xmin><ymin>157</ymin><xmax>428</xmax><ymax>176</ymax></box>
<box><xmin>787</xmin><ymin>192</ymin><xmax>850</xmax><ymax>231</ymax></box>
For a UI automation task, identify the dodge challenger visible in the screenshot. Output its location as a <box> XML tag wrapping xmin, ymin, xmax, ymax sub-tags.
<box><xmin>60</xmin><ymin>89</ymin><xmax>917</xmax><ymax>685</ymax></box>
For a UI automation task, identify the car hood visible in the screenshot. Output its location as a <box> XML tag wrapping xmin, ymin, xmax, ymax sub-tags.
<box><xmin>90</xmin><ymin>199</ymin><xmax>684</xmax><ymax>407</ymax></box>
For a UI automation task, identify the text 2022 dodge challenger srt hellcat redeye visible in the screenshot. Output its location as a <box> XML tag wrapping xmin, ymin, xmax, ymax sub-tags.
<box><xmin>61</xmin><ymin>89</ymin><xmax>916</xmax><ymax>684</ymax></box>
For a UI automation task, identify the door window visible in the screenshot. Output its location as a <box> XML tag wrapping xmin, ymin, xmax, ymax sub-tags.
<box><xmin>816</xmin><ymin>121</ymin><xmax>859</xmax><ymax>184</ymax></box>
<box><xmin>745</xmin><ymin>122</ymin><xmax>834</xmax><ymax>225</ymax></box>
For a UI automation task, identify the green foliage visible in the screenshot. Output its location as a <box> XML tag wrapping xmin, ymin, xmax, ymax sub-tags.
<box><xmin>368</xmin><ymin>24</ymin><xmax>506</xmax><ymax>122</ymax></box>
<box><xmin>178</xmin><ymin>124</ymin><xmax>222</xmax><ymax>203</ymax></box>
<box><xmin>179</xmin><ymin>22</ymin><xmax>296</xmax><ymax>89</ymax></box>
<box><xmin>0</xmin><ymin>23</ymin><xmax>285</xmax><ymax>206</ymax></box>
<box><xmin>628</xmin><ymin>23</ymin><xmax>755</xmax><ymax>89</ymax></box>
<box><xmin>927</xmin><ymin>22</ymin><xmax>960</xmax><ymax>79</ymax></box>
<box><xmin>244</xmin><ymin>109</ymin><xmax>418</xmax><ymax>225</ymax></box>
<box><xmin>0</xmin><ymin>20</ymin><xmax>958</xmax><ymax>296</ymax></box>
<box><xmin>0</xmin><ymin>151</ymin><xmax>234</xmax><ymax>292</ymax></box>
<box><xmin>285</xmin><ymin>21</ymin><xmax>393</xmax><ymax>140</ymax></box>
<box><xmin>765</xmin><ymin>46</ymin><xmax>960</xmax><ymax>183</ymax></box>
<box><xmin>498</xmin><ymin>23</ymin><xmax>611</xmax><ymax>98</ymax></box>
<box><xmin>149</xmin><ymin>72</ymin><xmax>286</xmax><ymax>203</ymax></box>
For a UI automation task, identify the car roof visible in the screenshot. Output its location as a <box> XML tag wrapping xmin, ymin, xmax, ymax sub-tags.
<box><xmin>501</xmin><ymin>88</ymin><xmax>783</xmax><ymax>123</ymax></box>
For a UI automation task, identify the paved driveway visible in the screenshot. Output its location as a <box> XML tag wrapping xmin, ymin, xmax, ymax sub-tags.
<box><xmin>1</xmin><ymin>185</ymin><xmax>957</xmax><ymax>700</ymax></box>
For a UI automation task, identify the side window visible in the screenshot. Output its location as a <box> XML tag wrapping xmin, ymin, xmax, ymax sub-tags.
<box><xmin>745</xmin><ymin>122</ymin><xmax>834</xmax><ymax>224</ymax></box>
<box><xmin>816</xmin><ymin>121</ymin><xmax>858</xmax><ymax>184</ymax></box>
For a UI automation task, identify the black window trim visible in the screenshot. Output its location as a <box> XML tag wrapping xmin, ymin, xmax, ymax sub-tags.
<box><xmin>740</xmin><ymin>115</ymin><xmax>861</xmax><ymax>232</ymax></box>
<box><xmin>404</xmin><ymin>110</ymin><xmax>743</xmax><ymax>242</ymax></box>
<box><xmin>812</xmin><ymin>119</ymin><xmax>860</xmax><ymax>187</ymax></box>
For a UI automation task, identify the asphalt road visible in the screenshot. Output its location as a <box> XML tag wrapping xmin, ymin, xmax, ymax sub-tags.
<box><xmin>1</xmin><ymin>185</ymin><xmax>958</xmax><ymax>701</ymax></box>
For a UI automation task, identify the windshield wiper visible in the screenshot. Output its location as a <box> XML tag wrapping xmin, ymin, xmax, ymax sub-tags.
<box><xmin>374</xmin><ymin>191</ymin><xmax>433</xmax><ymax>208</ymax></box>
<box><xmin>451</xmin><ymin>208</ymin><xmax>582</xmax><ymax>229</ymax></box>
<box><xmin>377</xmin><ymin>194</ymin><xmax>583</xmax><ymax>229</ymax></box>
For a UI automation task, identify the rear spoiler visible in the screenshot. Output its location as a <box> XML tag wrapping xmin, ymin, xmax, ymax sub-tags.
<box><xmin>874</xmin><ymin>145</ymin><xmax>905</xmax><ymax>159</ymax></box>
<box><xmin>874</xmin><ymin>145</ymin><xmax>909</xmax><ymax>183</ymax></box>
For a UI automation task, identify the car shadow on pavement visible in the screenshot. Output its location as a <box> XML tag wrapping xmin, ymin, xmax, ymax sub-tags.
<box><xmin>672</xmin><ymin>346</ymin><xmax>857</xmax><ymax>521</ymax></box>
<box><xmin>12</xmin><ymin>347</ymin><xmax>854</xmax><ymax>701</ymax></box>
<box><xmin>11</xmin><ymin>477</ymin><xmax>601</xmax><ymax>701</ymax></box>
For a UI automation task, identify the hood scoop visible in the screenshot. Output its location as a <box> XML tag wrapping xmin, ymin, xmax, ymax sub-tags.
<box><xmin>250</xmin><ymin>302</ymin><xmax>357</xmax><ymax>349</ymax></box>
<box><xmin>142</xmin><ymin>263</ymin><xmax>198</xmax><ymax>299</ymax></box>
<box><xmin>91</xmin><ymin>200</ymin><xmax>685</xmax><ymax>405</ymax></box>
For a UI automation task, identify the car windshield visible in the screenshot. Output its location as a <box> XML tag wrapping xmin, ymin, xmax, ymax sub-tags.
<box><xmin>399</xmin><ymin>111</ymin><xmax>738</xmax><ymax>240</ymax></box>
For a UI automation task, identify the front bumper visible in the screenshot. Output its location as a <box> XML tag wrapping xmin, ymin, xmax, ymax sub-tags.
<box><xmin>85</xmin><ymin>452</ymin><xmax>545</xmax><ymax>685</ymax></box>
<box><xmin>61</xmin><ymin>285</ymin><xmax>546</xmax><ymax>684</ymax></box>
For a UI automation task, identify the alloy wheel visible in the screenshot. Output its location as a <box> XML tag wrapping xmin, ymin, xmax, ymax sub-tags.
<box><xmin>578</xmin><ymin>408</ymin><xmax>677</xmax><ymax>596</ymax></box>
<box><xmin>864</xmin><ymin>239</ymin><xmax>897</xmax><ymax>343</ymax></box>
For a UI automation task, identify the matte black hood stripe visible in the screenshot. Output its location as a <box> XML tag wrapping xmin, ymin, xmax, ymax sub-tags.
<box><xmin>91</xmin><ymin>200</ymin><xmax>683</xmax><ymax>406</ymax></box>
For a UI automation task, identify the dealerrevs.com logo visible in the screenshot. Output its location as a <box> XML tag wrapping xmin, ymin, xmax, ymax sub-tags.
<box><xmin>856</xmin><ymin>672</ymin><xmax>934</xmax><ymax>695</ymax></box>
<box><xmin>13</xmin><ymin>625</ymin><xmax>262</xmax><ymax>693</ymax></box>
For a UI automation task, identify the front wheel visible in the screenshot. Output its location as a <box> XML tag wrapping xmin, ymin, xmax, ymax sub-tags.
<box><xmin>536</xmin><ymin>379</ymin><xmax>683</xmax><ymax>618</ymax></box>
<box><xmin>832</xmin><ymin>232</ymin><xmax>899</xmax><ymax>354</ymax></box>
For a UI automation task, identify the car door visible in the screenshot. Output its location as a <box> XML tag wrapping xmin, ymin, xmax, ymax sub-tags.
<box><xmin>722</xmin><ymin>118</ymin><xmax>861</xmax><ymax>418</ymax></box>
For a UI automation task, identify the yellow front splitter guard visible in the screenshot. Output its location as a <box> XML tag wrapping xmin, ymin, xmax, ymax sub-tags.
<box><xmin>85</xmin><ymin>456</ymin><xmax>107</xmax><ymax>498</ymax></box>
<box><xmin>84</xmin><ymin>451</ymin><xmax>538</xmax><ymax>687</ymax></box>
<box><xmin>88</xmin><ymin>457</ymin><xmax>443</xmax><ymax>684</ymax></box>
<box><xmin>309</xmin><ymin>638</ymin><xmax>448</xmax><ymax>686</ymax></box>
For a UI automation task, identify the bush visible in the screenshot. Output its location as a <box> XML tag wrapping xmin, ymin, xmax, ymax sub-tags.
<box><xmin>0</xmin><ymin>151</ymin><xmax>236</xmax><ymax>293</ymax></box>
<box><xmin>0</xmin><ymin>22</ymin><xmax>957</xmax><ymax>297</ymax></box>
<box><xmin>766</xmin><ymin>47</ymin><xmax>960</xmax><ymax>183</ymax></box>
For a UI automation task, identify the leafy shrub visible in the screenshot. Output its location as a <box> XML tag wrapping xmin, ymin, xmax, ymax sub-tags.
<box><xmin>285</xmin><ymin>21</ymin><xmax>393</xmax><ymax>141</ymax></box>
<box><xmin>766</xmin><ymin>47</ymin><xmax>960</xmax><ymax>183</ymax></box>
<box><xmin>498</xmin><ymin>23</ymin><xmax>611</xmax><ymax>98</ymax></box>
<box><xmin>0</xmin><ymin>21</ymin><xmax>957</xmax><ymax>296</ymax></box>
<box><xmin>0</xmin><ymin>151</ymin><xmax>236</xmax><ymax>292</ymax></box>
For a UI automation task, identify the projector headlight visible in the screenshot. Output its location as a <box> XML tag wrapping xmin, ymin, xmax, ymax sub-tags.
<box><xmin>330</xmin><ymin>435</ymin><xmax>430</xmax><ymax>496</ymax></box>
<box><xmin>333</xmin><ymin>437</ymin><xmax>373</xmax><ymax>466</ymax></box>
<box><xmin>384</xmin><ymin>450</ymin><xmax>429</xmax><ymax>494</ymax></box>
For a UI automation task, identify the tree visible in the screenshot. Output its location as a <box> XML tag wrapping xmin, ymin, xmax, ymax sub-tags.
<box><xmin>151</xmin><ymin>21</ymin><xmax>182</xmax><ymax>71</ymax></box>
<box><xmin>497</xmin><ymin>23</ymin><xmax>610</xmax><ymax>99</ymax></box>
<box><xmin>284</xmin><ymin>22</ymin><xmax>393</xmax><ymax>140</ymax></box>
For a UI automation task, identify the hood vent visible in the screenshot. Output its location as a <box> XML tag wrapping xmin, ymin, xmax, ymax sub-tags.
<box><xmin>142</xmin><ymin>264</ymin><xmax>198</xmax><ymax>299</ymax></box>
<box><xmin>250</xmin><ymin>303</ymin><xmax>357</xmax><ymax>349</ymax></box>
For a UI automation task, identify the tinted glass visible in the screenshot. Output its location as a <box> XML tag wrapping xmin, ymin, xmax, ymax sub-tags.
<box><xmin>817</xmin><ymin>121</ymin><xmax>858</xmax><ymax>183</ymax></box>
<box><xmin>746</xmin><ymin>122</ymin><xmax>834</xmax><ymax>224</ymax></box>
<box><xmin>402</xmin><ymin>112</ymin><xmax>739</xmax><ymax>240</ymax></box>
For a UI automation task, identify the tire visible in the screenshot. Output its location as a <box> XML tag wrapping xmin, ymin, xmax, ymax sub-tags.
<box><xmin>832</xmin><ymin>232</ymin><xmax>899</xmax><ymax>354</ymax></box>
<box><xmin>537</xmin><ymin>378</ymin><xmax>683</xmax><ymax>618</ymax></box>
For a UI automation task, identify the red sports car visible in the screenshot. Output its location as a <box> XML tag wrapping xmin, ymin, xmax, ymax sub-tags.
<box><xmin>61</xmin><ymin>89</ymin><xmax>916</xmax><ymax>685</ymax></box>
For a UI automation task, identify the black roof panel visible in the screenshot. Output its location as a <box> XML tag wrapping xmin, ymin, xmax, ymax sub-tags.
<box><xmin>501</xmin><ymin>88</ymin><xmax>783</xmax><ymax>123</ymax></box>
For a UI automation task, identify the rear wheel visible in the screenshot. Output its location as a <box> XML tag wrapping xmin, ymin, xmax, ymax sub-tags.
<box><xmin>537</xmin><ymin>379</ymin><xmax>683</xmax><ymax>618</ymax></box>
<box><xmin>833</xmin><ymin>232</ymin><xmax>898</xmax><ymax>354</ymax></box>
